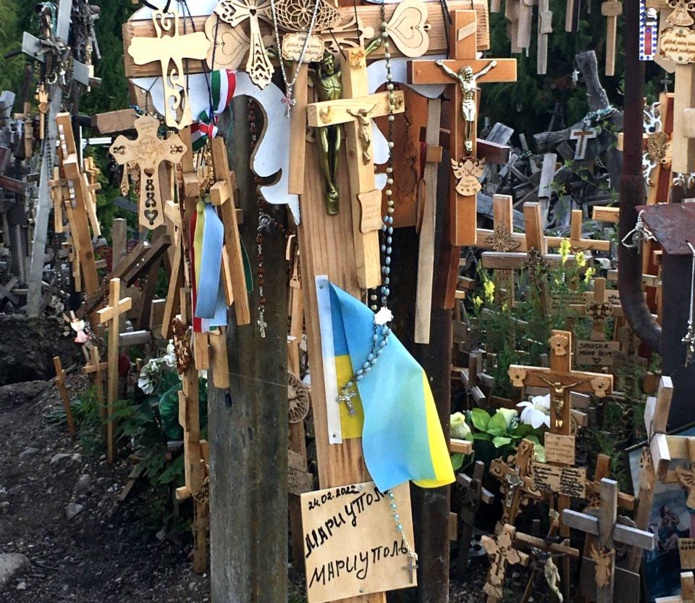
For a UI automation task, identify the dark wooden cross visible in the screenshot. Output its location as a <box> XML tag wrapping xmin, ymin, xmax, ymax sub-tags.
<box><xmin>563</xmin><ymin>478</ymin><xmax>656</xmax><ymax>603</ymax></box>
<box><xmin>490</xmin><ymin>438</ymin><xmax>542</xmax><ymax>527</ymax></box>
<box><xmin>408</xmin><ymin>10</ymin><xmax>517</xmax><ymax>246</ymax></box>
<box><xmin>456</xmin><ymin>460</ymin><xmax>495</xmax><ymax>577</ymax></box>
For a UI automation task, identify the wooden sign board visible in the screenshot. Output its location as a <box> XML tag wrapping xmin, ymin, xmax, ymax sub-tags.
<box><xmin>530</xmin><ymin>462</ymin><xmax>586</xmax><ymax>498</ymax></box>
<box><xmin>576</xmin><ymin>340</ymin><xmax>620</xmax><ymax>366</ymax></box>
<box><xmin>612</xmin><ymin>350</ymin><xmax>648</xmax><ymax>372</ymax></box>
<box><xmin>680</xmin><ymin>538</ymin><xmax>695</xmax><ymax>570</ymax></box>
<box><xmin>544</xmin><ymin>433</ymin><xmax>576</xmax><ymax>465</ymax></box>
<box><xmin>659</xmin><ymin>27</ymin><xmax>695</xmax><ymax>65</ymax></box>
<box><xmin>301</xmin><ymin>481</ymin><xmax>415</xmax><ymax>603</ymax></box>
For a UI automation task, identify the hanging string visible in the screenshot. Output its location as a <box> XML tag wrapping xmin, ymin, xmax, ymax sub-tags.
<box><xmin>682</xmin><ymin>241</ymin><xmax>695</xmax><ymax>366</ymax></box>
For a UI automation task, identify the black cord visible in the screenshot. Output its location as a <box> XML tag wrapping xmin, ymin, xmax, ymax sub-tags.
<box><xmin>142</xmin><ymin>0</ymin><xmax>172</xmax><ymax>12</ymax></box>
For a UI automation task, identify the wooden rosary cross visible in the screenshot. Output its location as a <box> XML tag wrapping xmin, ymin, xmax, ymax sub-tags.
<box><xmin>127</xmin><ymin>7</ymin><xmax>211</xmax><ymax>129</ymax></box>
<box><xmin>563</xmin><ymin>478</ymin><xmax>655</xmax><ymax>603</ymax></box>
<box><xmin>481</xmin><ymin>523</ymin><xmax>530</xmax><ymax>602</ymax></box>
<box><xmin>110</xmin><ymin>115</ymin><xmax>186</xmax><ymax>231</ymax></box>
<box><xmin>408</xmin><ymin>10</ymin><xmax>517</xmax><ymax>245</ymax></box>
<box><xmin>307</xmin><ymin>46</ymin><xmax>406</xmax><ymax>289</ymax></box>
<box><xmin>97</xmin><ymin>278</ymin><xmax>132</xmax><ymax>464</ymax></box>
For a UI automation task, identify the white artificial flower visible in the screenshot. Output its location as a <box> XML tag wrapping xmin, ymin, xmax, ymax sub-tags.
<box><xmin>138</xmin><ymin>373</ymin><xmax>155</xmax><ymax>395</ymax></box>
<box><xmin>516</xmin><ymin>394</ymin><xmax>551</xmax><ymax>429</ymax></box>
<box><xmin>162</xmin><ymin>341</ymin><xmax>177</xmax><ymax>368</ymax></box>
<box><xmin>495</xmin><ymin>408</ymin><xmax>519</xmax><ymax>428</ymax></box>
<box><xmin>450</xmin><ymin>412</ymin><xmax>471</xmax><ymax>439</ymax></box>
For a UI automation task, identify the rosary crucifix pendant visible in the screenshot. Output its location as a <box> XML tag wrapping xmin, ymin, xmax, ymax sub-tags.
<box><xmin>282</xmin><ymin>91</ymin><xmax>296</xmax><ymax>118</ymax></box>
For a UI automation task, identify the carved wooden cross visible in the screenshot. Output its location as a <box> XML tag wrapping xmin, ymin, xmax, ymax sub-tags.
<box><xmin>456</xmin><ymin>460</ymin><xmax>495</xmax><ymax>577</ymax></box>
<box><xmin>408</xmin><ymin>10</ymin><xmax>517</xmax><ymax>246</ymax></box>
<box><xmin>601</xmin><ymin>0</ymin><xmax>622</xmax><ymax>76</ymax></box>
<box><xmin>127</xmin><ymin>7</ymin><xmax>211</xmax><ymax>129</ymax></box>
<box><xmin>481</xmin><ymin>523</ymin><xmax>530</xmax><ymax>602</ymax></box>
<box><xmin>569</xmin><ymin>126</ymin><xmax>599</xmax><ymax>161</ymax></box>
<box><xmin>563</xmin><ymin>478</ymin><xmax>656</xmax><ymax>603</ymax></box>
<box><xmin>489</xmin><ymin>438</ymin><xmax>542</xmax><ymax>526</ymax></box>
<box><xmin>567</xmin><ymin>278</ymin><xmax>622</xmax><ymax>347</ymax></box>
<box><xmin>307</xmin><ymin>46</ymin><xmax>406</xmax><ymax>289</ymax></box>
<box><xmin>97</xmin><ymin>278</ymin><xmax>132</xmax><ymax>464</ymax></box>
<box><xmin>508</xmin><ymin>330</ymin><xmax>614</xmax><ymax>436</ymax></box>
<box><xmin>110</xmin><ymin>115</ymin><xmax>186</xmax><ymax>230</ymax></box>
<box><xmin>655</xmin><ymin>571</ymin><xmax>695</xmax><ymax>602</ymax></box>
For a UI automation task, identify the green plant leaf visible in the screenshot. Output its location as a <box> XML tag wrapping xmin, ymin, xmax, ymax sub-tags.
<box><xmin>487</xmin><ymin>412</ymin><xmax>509</xmax><ymax>436</ymax></box>
<box><xmin>492</xmin><ymin>436</ymin><xmax>513</xmax><ymax>448</ymax></box>
<box><xmin>473</xmin><ymin>432</ymin><xmax>492</xmax><ymax>441</ymax></box>
<box><xmin>451</xmin><ymin>453</ymin><xmax>465</xmax><ymax>472</ymax></box>
<box><xmin>471</xmin><ymin>408</ymin><xmax>491</xmax><ymax>431</ymax></box>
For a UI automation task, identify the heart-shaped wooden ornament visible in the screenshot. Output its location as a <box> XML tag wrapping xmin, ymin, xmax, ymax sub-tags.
<box><xmin>385</xmin><ymin>0</ymin><xmax>431</xmax><ymax>58</ymax></box>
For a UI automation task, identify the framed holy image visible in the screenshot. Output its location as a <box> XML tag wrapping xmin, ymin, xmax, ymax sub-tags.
<box><xmin>627</xmin><ymin>422</ymin><xmax>695</xmax><ymax>602</ymax></box>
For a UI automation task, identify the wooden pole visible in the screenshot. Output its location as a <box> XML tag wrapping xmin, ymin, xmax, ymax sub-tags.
<box><xmin>208</xmin><ymin>104</ymin><xmax>288</xmax><ymax>602</ymax></box>
<box><xmin>53</xmin><ymin>356</ymin><xmax>76</xmax><ymax>437</ymax></box>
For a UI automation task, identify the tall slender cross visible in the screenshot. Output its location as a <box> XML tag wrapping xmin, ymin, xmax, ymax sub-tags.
<box><xmin>408</xmin><ymin>10</ymin><xmax>517</xmax><ymax>246</ymax></box>
<box><xmin>97</xmin><ymin>278</ymin><xmax>132</xmax><ymax>464</ymax></box>
<box><xmin>307</xmin><ymin>47</ymin><xmax>406</xmax><ymax>289</ymax></box>
<box><xmin>127</xmin><ymin>7</ymin><xmax>211</xmax><ymax>129</ymax></box>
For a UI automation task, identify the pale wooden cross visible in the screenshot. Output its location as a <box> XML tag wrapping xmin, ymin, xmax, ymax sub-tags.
<box><xmin>481</xmin><ymin>523</ymin><xmax>530</xmax><ymax>602</ymax></box>
<box><xmin>97</xmin><ymin>278</ymin><xmax>132</xmax><ymax>464</ymax></box>
<box><xmin>456</xmin><ymin>460</ymin><xmax>495</xmax><ymax>576</ymax></box>
<box><xmin>673</xmin><ymin>69</ymin><xmax>695</xmax><ymax>175</ymax></box>
<box><xmin>601</xmin><ymin>0</ymin><xmax>622</xmax><ymax>77</ymax></box>
<box><xmin>307</xmin><ymin>46</ymin><xmax>406</xmax><ymax>289</ymax></box>
<box><xmin>53</xmin><ymin>356</ymin><xmax>76</xmax><ymax>437</ymax></box>
<box><xmin>563</xmin><ymin>478</ymin><xmax>656</xmax><ymax>603</ymax></box>
<box><xmin>655</xmin><ymin>571</ymin><xmax>695</xmax><ymax>602</ymax></box>
<box><xmin>127</xmin><ymin>7</ymin><xmax>211</xmax><ymax>129</ymax></box>
<box><xmin>408</xmin><ymin>10</ymin><xmax>517</xmax><ymax>246</ymax></box>
<box><xmin>568</xmin><ymin>278</ymin><xmax>622</xmax><ymax>344</ymax></box>
<box><xmin>570</xmin><ymin>126</ymin><xmax>599</xmax><ymax>161</ymax></box>
<box><xmin>537</xmin><ymin>0</ymin><xmax>553</xmax><ymax>75</ymax></box>
<box><xmin>82</xmin><ymin>346</ymin><xmax>107</xmax><ymax>426</ymax></box>
<box><xmin>489</xmin><ymin>438</ymin><xmax>542</xmax><ymax>527</ymax></box>
<box><xmin>109</xmin><ymin>115</ymin><xmax>186</xmax><ymax>230</ymax></box>
<box><xmin>545</xmin><ymin>209</ymin><xmax>612</xmax><ymax>252</ymax></box>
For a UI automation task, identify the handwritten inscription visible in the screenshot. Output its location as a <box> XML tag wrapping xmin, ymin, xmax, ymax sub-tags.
<box><xmin>301</xmin><ymin>481</ymin><xmax>415</xmax><ymax>603</ymax></box>
<box><xmin>659</xmin><ymin>27</ymin><xmax>695</xmax><ymax>64</ymax></box>
<box><xmin>544</xmin><ymin>433</ymin><xmax>576</xmax><ymax>466</ymax></box>
<box><xmin>530</xmin><ymin>462</ymin><xmax>586</xmax><ymax>498</ymax></box>
<box><xmin>282</xmin><ymin>33</ymin><xmax>325</xmax><ymax>63</ymax></box>
<box><xmin>680</xmin><ymin>538</ymin><xmax>695</xmax><ymax>570</ymax></box>
<box><xmin>576</xmin><ymin>340</ymin><xmax>620</xmax><ymax>366</ymax></box>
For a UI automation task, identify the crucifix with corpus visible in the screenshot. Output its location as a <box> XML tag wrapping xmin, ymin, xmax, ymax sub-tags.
<box><xmin>307</xmin><ymin>46</ymin><xmax>406</xmax><ymax>289</ymax></box>
<box><xmin>408</xmin><ymin>10</ymin><xmax>517</xmax><ymax>246</ymax></box>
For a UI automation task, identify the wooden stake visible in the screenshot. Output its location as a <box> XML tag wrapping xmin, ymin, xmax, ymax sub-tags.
<box><xmin>53</xmin><ymin>357</ymin><xmax>76</xmax><ymax>437</ymax></box>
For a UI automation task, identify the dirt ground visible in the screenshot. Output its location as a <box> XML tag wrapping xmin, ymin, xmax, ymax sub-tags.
<box><xmin>0</xmin><ymin>376</ymin><xmax>210</xmax><ymax>603</ymax></box>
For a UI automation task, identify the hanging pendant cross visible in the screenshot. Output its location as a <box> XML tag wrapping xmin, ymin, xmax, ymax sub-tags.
<box><xmin>282</xmin><ymin>91</ymin><xmax>296</xmax><ymax>118</ymax></box>
<box><xmin>338</xmin><ymin>387</ymin><xmax>357</xmax><ymax>415</ymax></box>
<box><xmin>403</xmin><ymin>553</ymin><xmax>418</xmax><ymax>584</ymax></box>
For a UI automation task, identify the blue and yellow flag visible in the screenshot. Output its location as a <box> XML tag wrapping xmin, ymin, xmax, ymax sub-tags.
<box><xmin>318</xmin><ymin>278</ymin><xmax>454</xmax><ymax>492</ymax></box>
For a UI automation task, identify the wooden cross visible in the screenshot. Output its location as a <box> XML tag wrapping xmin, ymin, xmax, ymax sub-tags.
<box><xmin>481</xmin><ymin>523</ymin><xmax>530</xmax><ymax>602</ymax></box>
<box><xmin>307</xmin><ymin>46</ymin><xmax>406</xmax><ymax>289</ymax></box>
<box><xmin>82</xmin><ymin>347</ymin><xmax>107</xmax><ymax>427</ymax></box>
<box><xmin>456</xmin><ymin>460</ymin><xmax>495</xmax><ymax>577</ymax></box>
<box><xmin>643</xmin><ymin>375</ymin><xmax>676</xmax><ymax>482</ymax></box>
<box><xmin>489</xmin><ymin>438</ymin><xmax>542</xmax><ymax>526</ymax></box>
<box><xmin>53</xmin><ymin>356</ymin><xmax>76</xmax><ymax>437</ymax></box>
<box><xmin>571</xmin><ymin>278</ymin><xmax>620</xmax><ymax>342</ymax></box>
<box><xmin>655</xmin><ymin>572</ymin><xmax>695</xmax><ymax>602</ymax></box>
<box><xmin>601</xmin><ymin>0</ymin><xmax>623</xmax><ymax>77</ymax></box>
<box><xmin>476</xmin><ymin>195</ymin><xmax>526</xmax><ymax>253</ymax></box>
<box><xmin>563</xmin><ymin>478</ymin><xmax>656</xmax><ymax>603</ymax></box>
<box><xmin>408</xmin><ymin>10</ymin><xmax>517</xmax><ymax>246</ymax></box>
<box><xmin>127</xmin><ymin>6</ymin><xmax>211</xmax><ymax>129</ymax></box>
<box><xmin>537</xmin><ymin>0</ymin><xmax>553</xmax><ymax>75</ymax></box>
<box><xmin>508</xmin><ymin>330</ymin><xmax>613</xmax><ymax>435</ymax></box>
<box><xmin>110</xmin><ymin>115</ymin><xmax>186</xmax><ymax>230</ymax></box>
<box><xmin>545</xmin><ymin>209</ymin><xmax>612</xmax><ymax>252</ymax></box>
<box><xmin>570</xmin><ymin>126</ymin><xmax>599</xmax><ymax>161</ymax></box>
<box><xmin>97</xmin><ymin>278</ymin><xmax>132</xmax><ymax>464</ymax></box>
<box><xmin>673</xmin><ymin>66</ymin><xmax>695</xmax><ymax>175</ymax></box>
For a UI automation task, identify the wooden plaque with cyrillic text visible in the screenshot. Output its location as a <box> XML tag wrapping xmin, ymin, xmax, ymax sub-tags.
<box><xmin>530</xmin><ymin>462</ymin><xmax>586</xmax><ymax>498</ymax></box>
<box><xmin>544</xmin><ymin>433</ymin><xmax>576</xmax><ymax>466</ymax></box>
<box><xmin>680</xmin><ymin>538</ymin><xmax>695</xmax><ymax>569</ymax></box>
<box><xmin>301</xmin><ymin>481</ymin><xmax>415</xmax><ymax>603</ymax></box>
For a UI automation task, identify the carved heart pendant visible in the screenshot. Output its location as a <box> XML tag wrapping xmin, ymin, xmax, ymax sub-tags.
<box><xmin>385</xmin><ymin>0</ymin><xmax>431</xmax><ymax>58</ymax></box>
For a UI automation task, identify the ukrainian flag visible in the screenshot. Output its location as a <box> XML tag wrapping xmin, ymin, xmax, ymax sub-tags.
<box><xmin>317</xmin><ymin>277</ymin><xmax>454</xmax><ymax>492</ymax></box>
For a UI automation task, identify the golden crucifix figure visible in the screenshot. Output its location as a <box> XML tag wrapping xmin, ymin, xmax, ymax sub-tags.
<box><xmin>435</xmin><ymin>59</ymin><xmax>498</xmax><ymax>154</ymax></box>
<box><xmin>539</xmin><ymin>376</ymin><xmax>579</xmax><ymax>429</ymax></box>
<box><xmin>346</xmin><ymin>105</ymin><xmax>377</xmax><ymax>163</ymax></box>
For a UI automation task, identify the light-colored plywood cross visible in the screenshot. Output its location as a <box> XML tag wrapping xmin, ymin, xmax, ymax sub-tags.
<box><xmin>408</xmin><ymin>10</ymin><xmax>517</xmax><ymax>246</ymax></box>
<box><xmin>481</xmin><ymin>523</ymin><xmax>530</xmax><ymax>602</ymax></box>
<box><xmin>97</xmin><ymin>278</ymin><xmax>132</xmax><ymax>464</ymax></box>
<box><xmin>109</xmin><ymin>115</ymin><xmax>186</xmax><ymax>230</ymax></box>
<box><xmin>546</xmin><ymin>209</ymin><xmax>612</xmax><ymax>252</ymax></box>
<box><xmin>307</xmin><ymin>46</ymin><xmax>406</xmax><ymax>289</ymax></box>
<box><xmin>601</xmin><ymin>0</ymin><xmax>622</xmax><ymax>76</ymax></box>
<box><xmin>570</xmin><ymin>126</ymin><xmax>599</xmax><ymax>161</ymax></box>
<box><xmin>127</xmin><ymin>7</ymin><xmax>211</xmax><ymax>129</ymax></box>
<box><xmin>563</xmin><ymin>478</ymin><xmax>656</xmax><ymax>603</ymax></box>
<box><xmin>537</xmin><ymin>0</ymin><xmax>553</xmax><ymax>75</ymax></box>
<box><xmin>490</xmin><ymin>438</ymin><xmax>542</xmax><ymax>527</ymax></box>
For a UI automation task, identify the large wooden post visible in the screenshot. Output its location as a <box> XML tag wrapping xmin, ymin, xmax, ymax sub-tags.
<box><xmin>208</xmin><ymin>105</ymin><xmax>288</xmax><ymax>603</ymax></box>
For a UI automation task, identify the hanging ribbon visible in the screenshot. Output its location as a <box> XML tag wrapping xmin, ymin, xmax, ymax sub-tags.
<box><xmin>191</xmin><ymin>69</ymin><xmax>237</xmax><ymax>151</ymax></box>
<box><xmin>190</xmin><ymin>201</ymin><xmax>227</xmax><ymax>332</ymax></box>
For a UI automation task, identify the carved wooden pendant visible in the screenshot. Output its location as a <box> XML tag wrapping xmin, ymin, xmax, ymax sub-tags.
<box><xmin>451</xmin><ymin>156</ymin><xmax>485</xmax><ymax>196</ymax></box>
<box><xmin>215</xmin><ymin>0</ymin><xmax>274</xmax><ymax>89</ymax></box>
<box><xmin>109</xmin><ymin>115</ymin><xmax>186</xmax><ymax>230</ymax></box>
<box><xmin>127</xmin><ymin>8</ymin><xmax>211</xmax><ymax>130</ymax></box>
<box><xmin>385</xmin><ymin>0</ymin><xmax>431</xmax><ymax>58</ymax></box>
